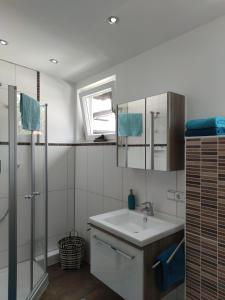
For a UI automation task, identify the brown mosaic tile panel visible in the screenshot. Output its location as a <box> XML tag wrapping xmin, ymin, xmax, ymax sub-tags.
<box><xmin>186</xmin><ymin>139</ymin><xmax>201</xmax><ymax>236</ymax></box>
<box><xmin>201</xmin><ymin>237</ymin><xmax>218</xmax><ymax>299</ymax></box>
<box><xmin>218</xmin><ymin>202</ymin><xmax>225</xmax><ymax>245</ymax></box>
<box><xmin>186</xmin><ymin>203</ymin><xmax>200</xmax><ymax>235</ymax></box>
<box><xmin>218</xmin><ymin>138</ymin><xmax>225</xmax><ymax>247</ymax></box>
<box><xmin>218</xmin><ymin>242</ymin><xmax>225</xmax><ymax>300</ymax></box>
<box><xmin>186</xmin><ymin>137</ymin><xmax>220</xmax><ymax>300</ymax></box>
<box><xmin>218</xmin><ymin>138</ymin><xmax>225</xmax><ymax>299</ymax></box>
<box><xmin>201</xmin><ymin>138</ymin><xmax>218</xmax><ymax>241</ymax></box>
<box><xmin>186</xmin><ymin>232</ymin><xmax>201</xmax><ymax>300</ymax></box>
<box><xmin>218</xmin><ymin>242</ymin><xmax>225</xmax><ymax>299</ymax></box>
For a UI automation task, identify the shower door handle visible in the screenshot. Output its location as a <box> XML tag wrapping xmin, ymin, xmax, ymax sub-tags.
<box><xmin>150</xmin><ymin>111</ymin><xmax>155</xmax><ymax>170</ymax></box>
<box><xmin>32</xmin><ymin>192</ymin><xmax>40</xmax><ymax>196</ymax></box>
<box><xmin>24</xmin><ymin>194</ymin><xmax>34</xmax><ymax>200</ymax></box>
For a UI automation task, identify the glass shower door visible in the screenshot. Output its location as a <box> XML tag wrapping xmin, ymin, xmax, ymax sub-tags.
<box><xmin>33</xmin><ymin>104</ymin><xmax>48</xmax><ymax>288</ymax></box>
<box><xmin>0</xmin><ymin>84</ymin><xmax>48</xmax><ymax>300</ymax></box>
<box><xmin>16</xmin><ymin>97</ymin><xmax>48</xmax><ymax>299</ymax></box>
<box><xmin>0</xmin><ymin>84</ymin><xmax>10</xmax><ymax>300</ymax></box>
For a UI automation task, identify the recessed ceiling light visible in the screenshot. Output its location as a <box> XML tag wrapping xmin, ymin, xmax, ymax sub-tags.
<box><xmin>0</xmin><ymin>39</ymin><xmax>8</xmax><ymax>46</ymax></box>
<box><xmin>107</xmin><ymin>16</ymin><xmax>119</xmax><ymax>25</ymax></box>
<box><xmin>49</xmin><ymin>58</ymin><xmax>59</xmax><ymax>64</ymax></box>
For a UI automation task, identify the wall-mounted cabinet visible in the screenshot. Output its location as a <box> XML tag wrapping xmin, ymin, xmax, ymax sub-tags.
<box><xmin>117</xmin><ymin>92</ymin><xmax>185</xmax><ymax>171</ymax></box>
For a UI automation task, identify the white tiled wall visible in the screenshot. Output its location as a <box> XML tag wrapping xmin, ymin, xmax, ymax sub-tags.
<box><xmin>75</xmin><ymin>144</ymin><xmax>185</xmax><ymax>298</ymax></box>
<box><xmin>103</xmin><ymin>146</ymin><xmax>123</xmax><ymax>201</ymax></box>
<box><xmin>75</xmin><ymin>145</ymin><xmax>185</xmax><ymax>245</ymax></box>
<box><xmin>44</xmin><ymin>145</ymin><xmax>75</xmax><ymax>251</ymax></box>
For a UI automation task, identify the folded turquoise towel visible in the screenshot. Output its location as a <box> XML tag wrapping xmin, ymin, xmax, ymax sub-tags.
<box><xmin>185</xmin><ymin>127</ymin><xmax>225</xmax><ymax>137</ymax></box>
<box><xmin>20</xmin><ymin>93</ymin><xmax>40</xmax><ymax>131</ymax></box>
<box><xmin>186</xmin><ymin>117</ymin><xmax>225</xmax><ymax>130</ymax></box>
<box><xmin>118</xmin><ymin>113</ymin><xmax>143</xmax><ymax>137</ymax></box>
<box><xmin>154</xmin><ymin>243</ymin><xmax>185</xmax><ymax>292</ymax></box>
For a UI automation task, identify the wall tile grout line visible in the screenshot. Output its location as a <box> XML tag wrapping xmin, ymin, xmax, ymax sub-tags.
<box><xmin>103</xmin><ymin>146</ymin><xmax>105</xmax><ymax>212</ymax></box>
<box><xmin>0</xmin><ymin>142</ymin><xmax>116</xmax><ymax>146</ymax></box>
<box><xmin>74</xmin><ymin>147</ymin><xmax>77</xmax><ymax>234</ymax></box>
<box><xmin>73</xmin><ymin>147</ymin><xmax>76</xmax><ymax>233</ymax></box>
<box><xmin>66</xmin><ymin>148</ymin><xmax>70</xmax><ymax>233</ymax></box>
<box><xmin>85</xmin><ymin>147</ymin><xmax>88</xmax><ymax>239</ymax></box>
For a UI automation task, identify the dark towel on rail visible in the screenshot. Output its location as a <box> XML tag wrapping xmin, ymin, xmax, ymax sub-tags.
<box><xmin>154</xmin><ymin>243</ymin><xmax>185</xmax><ymax>292</ymax></box>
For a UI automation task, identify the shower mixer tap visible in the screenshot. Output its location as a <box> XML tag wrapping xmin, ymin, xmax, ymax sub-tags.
<box><xmin>24</xmin><ymin>192</ymin><xmax>40</xmax><ymax>199</ymax></box>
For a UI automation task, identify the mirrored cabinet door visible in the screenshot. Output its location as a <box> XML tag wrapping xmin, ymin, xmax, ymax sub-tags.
<box><xmin>146</xmin><ymin>93</ymin><xmax>168</xmax><ymax>171</ymax></box>
<box><xmin>146</xmin><ymin>92</ymin><xmax>185</xmax><ymax>171</ymax></box>
<box><xmin>117</xmin><ymin>99</ymin><xmax>145</xmax><ymax>169</ymax></box>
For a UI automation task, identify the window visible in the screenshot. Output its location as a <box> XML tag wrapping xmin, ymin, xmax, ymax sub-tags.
<box><xmin>79</xmin><ymin>80</ymin><xmax>116</xmax><ymax>140</ymax></box>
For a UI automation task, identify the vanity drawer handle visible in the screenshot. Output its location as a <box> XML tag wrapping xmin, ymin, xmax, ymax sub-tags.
<box><xmin>93</xmin><ymin>235</ymin><xmax>135</xmax><ymax>261</ymax></box>
<box><xmin>114</xmin><ymin>248</ymin><xmax>135</xmax><ymax>260</ymax></box>
<box><xmin>94</xmin><ymin>235</ymin><xmax>112</xmax><ymax>250</ymax></box>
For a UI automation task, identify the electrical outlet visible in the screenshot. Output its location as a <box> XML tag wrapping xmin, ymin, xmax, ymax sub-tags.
<box><xmin>167</xmin><ymin>190</ymin><xmax>185</xmax><ymax>202</ymax></box>
<box><xmin>175</xmin><ymin>191</ymin><xmax>185</xmax><ymax>202</ymax></box>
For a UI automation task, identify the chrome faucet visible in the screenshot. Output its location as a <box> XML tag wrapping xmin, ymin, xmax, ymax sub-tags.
<box><xmin>141</xmin><ymin>202</ymin><xmax>154</xmax><ymax>217</ymax></box>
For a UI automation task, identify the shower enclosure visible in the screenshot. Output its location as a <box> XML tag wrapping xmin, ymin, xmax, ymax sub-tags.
<box><xmin>0</xmin><ymin>84</ymin><xmax>48</xmax><ymax>300</ymax></box>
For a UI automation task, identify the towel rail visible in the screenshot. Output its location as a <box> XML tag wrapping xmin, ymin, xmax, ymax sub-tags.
<box><xmin>0</xmin><ymin>83</ymin><xmax>45</xmax><ymax>107</ymax></box>
<box><xmin>166</xmin><ymin>238</ymin><xmax>185</xmax><ymax>264</ymax></box>
<box><xmin>152</xmin><ymin>237</ymin><xmax>185</xmax><ymax>269</ymax></box>
<box><xmin>152</xmin><ymin>261</ymin><xmax>161</xmax><ymax>269</ymax></box>
<box><xmin>93</xmin><ymin>234</ymin><xmax>135</xmax><ymax>261</ymax></box>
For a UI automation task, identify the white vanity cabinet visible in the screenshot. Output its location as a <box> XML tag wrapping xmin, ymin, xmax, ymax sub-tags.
<box><xmin>90</xmin><ymin>228</ymin><xmax>144</xmax><ymax>300</ymax></box>
<box><xmin>89</xmin><ymin>209</ymin><xmax>184</xmax><ymax>300</ymax></box>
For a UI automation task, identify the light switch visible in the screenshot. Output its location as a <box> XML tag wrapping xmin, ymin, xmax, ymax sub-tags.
<box><xmin>167</xmin><ymin>189</ymin><xmax>175</xmax><ymax>200</ymax></box>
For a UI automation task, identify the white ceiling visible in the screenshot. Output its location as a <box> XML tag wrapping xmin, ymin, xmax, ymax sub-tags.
<box><xmin>1</xmin><ymin>0</ymin><xmax>225</xmax><ymax>83</ymax></box>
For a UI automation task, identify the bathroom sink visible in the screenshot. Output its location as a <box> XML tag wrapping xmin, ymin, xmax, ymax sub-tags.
<box><xmin>89</xmin><ymin>209</ymin><xmax>184</xmax><ymax>247</ymax></box>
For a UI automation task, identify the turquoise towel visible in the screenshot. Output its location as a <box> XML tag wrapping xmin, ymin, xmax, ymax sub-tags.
<box><xmin>185</xmin><ymin>127</ymin><xmax>225</xmax><ymax>137</ymax></box>
<box><xmin>154</xmin><ymin>243</ymin><xmax>185</xmax><ymax>292</ymax></box>
<box><xmin>118</xmin><ymin>113</ymin><xmax>143</xmax><ymax>137</ymax></box>
<box><xmin>20</xmin><ymin>93</ymin><xmax>40</xmax><ymax>131</ymax></box>
<box><xmin>186</xmin><ymin>117</ymin><xmax>225</xmax><ymax>130</ymax></box>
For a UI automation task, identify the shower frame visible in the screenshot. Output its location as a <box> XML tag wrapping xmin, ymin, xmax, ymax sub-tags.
<box><xmin>7</xmin><ymin>85</ymin><xmax>49</xmax><ymax>300</ymax></box>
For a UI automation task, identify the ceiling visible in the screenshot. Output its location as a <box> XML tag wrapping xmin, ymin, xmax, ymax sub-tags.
<box><xmin>1</xmin><ymin>0</ymin><xmax>225</xmax><ymax>83</ymax></box>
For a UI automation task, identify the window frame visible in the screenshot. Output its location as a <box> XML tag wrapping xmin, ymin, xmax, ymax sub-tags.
<box><xmin>79</xmin><ymin>80</ymin><xmax>116</xmax><ymax>141</ymax></box>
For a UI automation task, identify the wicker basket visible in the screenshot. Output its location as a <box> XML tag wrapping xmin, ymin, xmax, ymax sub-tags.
<box><xmin>58</xmin><ymin>233</ymin><xmax>85</xmax><ymax>270</ymax></box>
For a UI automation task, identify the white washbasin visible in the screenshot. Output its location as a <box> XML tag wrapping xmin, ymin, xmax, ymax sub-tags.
<box><xmin>89</xmin><ymin>209</ymin><xmax>184</xmax><ymax>247</ymax></box>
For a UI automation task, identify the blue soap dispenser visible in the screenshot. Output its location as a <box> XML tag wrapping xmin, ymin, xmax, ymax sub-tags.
<box><xmin>128</xmin><ymin>189</ymin><xmax>135</xmax><ymax>210</ymax></box>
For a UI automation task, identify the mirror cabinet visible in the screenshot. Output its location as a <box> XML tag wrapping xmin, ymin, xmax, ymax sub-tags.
<box><xmin>117</xmin><ymin>92</ymin><xmax>185</xmax><ymax>171</ymax></box>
